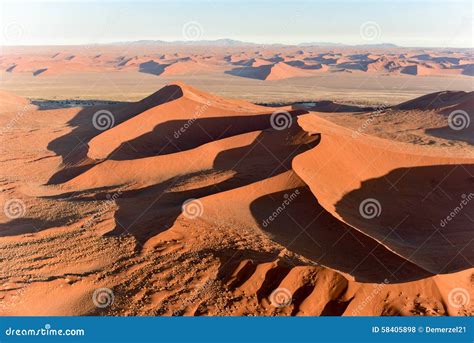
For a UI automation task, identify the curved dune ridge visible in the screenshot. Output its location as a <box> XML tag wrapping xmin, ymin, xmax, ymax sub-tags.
<box><xmin>226</xmin><ymin>62</ymin><xmax>319</xmax><ymax>80</ymax></box>
<box><xmin>293</xmin><ymin>115</ymin><xmax>474</xmax><ymax>274</ymax></box>
<box><xmin>395</xmin><ymin>90</ymin><xmax>473</xmax><ymax>112</ymax></box>
<box><xmin>0</xmin><ymin>84</ymin><xmax>472</xmax><ymax>316</ymax></box>
<box><xmin>86</xmin><ymin>83</ymin><xmax>305</xmax><ymax>160</ymax></box>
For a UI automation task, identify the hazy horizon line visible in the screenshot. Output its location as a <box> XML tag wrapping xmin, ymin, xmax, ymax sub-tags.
<box><xmin>1</xmin><ymin>38</ymin><xmax>472</xmax><ymax>49</ymax></box>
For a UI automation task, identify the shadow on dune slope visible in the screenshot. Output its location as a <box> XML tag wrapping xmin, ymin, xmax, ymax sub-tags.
<box><xmin>250</xmin><ymin>186</ymin><xmax>434</xmax><ymax>283</ymax></box>
<box><xmin>105</xmin><ymin>125</ymin><xmax>319</xmax><ymax>244</ymax></box>
<box><xmin>106</xmin><ymin>110</ymin><xmax>306</xmax><ymax>160</ymax></box>
<box><xmin>225</xmin><ymin>65</ymin><xmax>273</xmax><ymax>80</ymax></box>
<box><xmin>0</xmin><ymin>215</ymin><xmax>78</xmax><ymax>237</ymax></box>
<box><xmin>138</xmin><ymin>60</ymin><xmax>169</xmax><ymax>76</ymax></box>
<box><xmin>46</xmin><ymin>85</ymin><xmax>185</xmax><ymax>184</ymax></box>
<box><xmin>334</xmin><ymin>164</ymin><xmax>474</xmax><ymax>275</ymax></box>
<box><xmin>426</xmin><ymin>125</ymin><xmax>474</xmax><ymax>146</ymax></box>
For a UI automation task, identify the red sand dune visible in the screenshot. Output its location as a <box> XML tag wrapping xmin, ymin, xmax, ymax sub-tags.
<box><xmin>366</xmin><ymin>56</ymin><xmax>402</xmax><ymax>73</ymax></box>
<box><xmin>395</xmin><ymin>90</ymin><xmax>473</xmax><ymax>112</ymax></box>
<box><xmin>293</xmin><ymin>114</ymin><xmax>473</xmax><ymax>274</ymax></box>
<box><xmin>160</xmin><ymin>60</ymin><xmax>219</xmax><ymax>75</ymax></box>
<box><xmin>227</xmin><ymin>62</ymin><xmax>316</xmax><ymax>80</ymax></box>
<box><xmin>86</xmin><ymin>83</ymin><xmax>291</xmax><ymax>160</ymax></box>
<box><xmin>395</xmin><ymin>91</ymin><xmax>474</xmax><ymax>145</ymax></box>
<box><xmin>0</xmin><ymin>84</ymin><xmax>472</xmax><ymax>316</ymax></box>
<box><xmin>264</xmin><ymin>62</ymin><xmax>314</xmax><ymax>80</ymax></box>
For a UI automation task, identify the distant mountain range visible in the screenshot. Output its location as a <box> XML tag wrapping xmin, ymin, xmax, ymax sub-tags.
<box><xmin>121</xmin><ymin>39</ymin><xmax>256</xmax><ymax>46</ymax></box>
<box><xmin>112</xmin><ymin>39</ymin><xmax>399</xmax><ymax>48</ymax></box>
<box><xmin>299</xmin><ymin>42</ymin><xmax>399</xmax><ymax>48</ymax></box>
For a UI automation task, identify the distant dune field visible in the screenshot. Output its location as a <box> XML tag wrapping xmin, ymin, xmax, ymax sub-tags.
<box><xmin>1</xmin><ymin>45</ymin><xmax>473</xmax><ymax>104</ymax></box>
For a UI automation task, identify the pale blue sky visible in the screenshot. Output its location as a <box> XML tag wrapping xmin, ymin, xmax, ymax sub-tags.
<box><xmin>0</xmin><ymin>0</ymin><xmax>472</xmax><ymax>47</ymax></box>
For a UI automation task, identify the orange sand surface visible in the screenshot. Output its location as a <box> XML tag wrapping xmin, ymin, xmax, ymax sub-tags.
<box><xmin>0</xmin><ymin>82</ymin><xmax>472</xmax><ymax>316</ymax></box>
